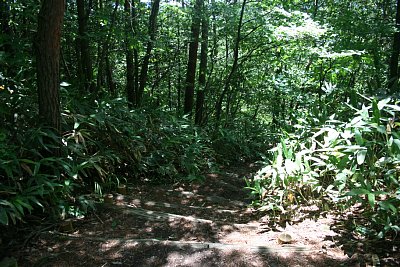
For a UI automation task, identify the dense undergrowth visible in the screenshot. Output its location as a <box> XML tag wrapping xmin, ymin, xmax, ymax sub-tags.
<box><xmin>247</xmin><ymin>96</ymin><xmax>400</xmax><ymax>239</ymax></box>
<box><xmin>0</xmin><ymin>85</ymin><xmax>270</xmax><ymax>227</ymax></box>
<box><xmin>2</xmin><ymin>80</ymin><xmax>400</xmax><ymax>242</ymax></box>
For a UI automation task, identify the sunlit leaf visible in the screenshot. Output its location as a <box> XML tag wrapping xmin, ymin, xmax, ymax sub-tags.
<box><xmin>284</xmin><ymin>159</ymin><xmax>299</xmax><ymax>175</ymax></box>
<box><xmin>341</xmin><ymin>129</ymin><xmax>353</xmax><ymax>140</ymax></box>
<box><xmin>60</xmin><ymin>81</ymin><xmax>70</xmax><ymax>87</ymax></box>
<box><xmin>312</xmin><ymin>128</ymin><xmax>326</xmax><ymax>138</ymax></box>
<box><xmin>356</xmin><ymin>149</ymin><xmax>367</xmax><ymax>165</ymax></box>
<box><xmin>377</xmin><ymin>98</ymin><xmax>391</xmax><ymax>110</ymax></box>
<box><xmin>350</xmin><ymin>116</ymin><xmax>363</xmax><ymax>126</ymax></box>
<box><xmin>306</xmin><ymin>156</ymin><xmax>326</xmax><ymax>166</ymax></box>
<box><xmin>386</xmin><ymin>104</ymin><xmax>400</xmax><ymax>112</ymax></box>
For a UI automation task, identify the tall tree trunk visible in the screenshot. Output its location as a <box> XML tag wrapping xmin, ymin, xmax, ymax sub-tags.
<box><xmin>77</xmin><ymin>0</ymin><xmax>94</xmax><ymax>92</ymax></box>
<box><xmin>0</xmin><ymin>1</ymin><xmax>9</xmax><ymax>33</ymax></box>
<box><xmin>389</xmin><ymin>0</ymin><xmax>400</xmax><ymax>93</ymax></box>
<box><xmin>203</xmin><ymin>0</ymin><xmax>217</xmax><ymax>121</ymax></box>
<box><xmin>125</xmin><ymin>0</ymin><xmax>135</xmax><ymax>107</ymax></box>
<box><xmin>215</xmin><ymin>0</ymin><xmax>246</xmax><ymax>122</ymax></box>
<box><xmin>195</xmin><ymin>4</ymin><xmax>209</xmax><ymax>125</ymax></box>
<box><xmin>132</xmin><ymin>0</ymin><xmax>140</xmax><ymax>104</ymax></box>
<box><xmin>106</xmin><ymin>55</ymin><xmax>116</xmax><ymax>96</ymax></box>
<box><xmin>134</xmin><ymin>49</ymin><xmax>140</xmax><ymax>102</ymax></box>
<box><xmin>96</xmin><ymin>0</ymin><xmax>119</xmax><ymax>93</ymax></box>
<box><xmin>183</xmin><ymin>0</ymin><xmax>203</xmax><ymax>115</ymax></box>
<box><xmin>168</xmin><ymin>73</ymin><xmax>172</xmax><ymax>110</ymax></box>
<box><xmin>35</xmin><ymin>0</ymin><xmax>65</xmax><ymax>155</ymax></box>
<box><xmin>1</xmin><ymin>0</ymin><xmax>14</xmax><ymax>77</ymax></box>
<box><xmin>177</xmin><ymin>19</ymin><xmax>183</xmax><ymax>114</ymax></box>
<box><xmin>0</xmin><ymin>0</ymin><xmax>11</xmax><ymax>53</ymax></box>
<box><xmin>137</xmin><ymin>0</ymin><xmax>161</xmax><ymax>106</ymax></box>
<box><xmin>151</xmin><ymin>56</ymin><xmax>160</xmax><ymax>97</ymax></box>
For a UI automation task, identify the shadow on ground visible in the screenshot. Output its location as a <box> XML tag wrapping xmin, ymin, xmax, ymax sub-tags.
<box><xmin>4</xmin><ymin>164</ymin><xmax>398</xmax><ymax>266</ymax></box>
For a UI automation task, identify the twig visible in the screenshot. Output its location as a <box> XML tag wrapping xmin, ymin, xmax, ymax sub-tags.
<box><xmin>93</xmin><ymin>212</ymin><xmax>104</xmax><ymax>224</ymax></box>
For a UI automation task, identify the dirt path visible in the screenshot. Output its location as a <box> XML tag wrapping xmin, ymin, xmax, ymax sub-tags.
<box><xmin>8</xmin><ymin>165</ymin><xmax>395</xmax><ymax>266</ymax></box>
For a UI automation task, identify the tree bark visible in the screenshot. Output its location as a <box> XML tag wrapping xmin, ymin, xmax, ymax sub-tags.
<box><xmin>388</xmin><ymin>0</ymin><xmax>400</xmax><ymax>93</ymax></box>
<box><xmin>215</xmin><ymin>0</ymin><xmax>246</xmax><ymax>122</ymax></box>
<box><xmin>195</xmin><ymin>5</ymin><xmax>209</xmax><ymax>125</ymax></box>
<box><xmin>0</xmin><ymin>0</ymin><xmax>11</xmax><ymax>49</ymax></box>
<box><xmin>132</xmin><ymin>0</ymin><xmax>140</xmax><ymax>104</ymax></box>
<box><xmin>183</xmin><ymin>0</ymin><xmax>203</xmax><ymax>115</ymax></box>
<box><xmin>137</xmin><ymin>0</ymin><xmax>161</xmax><ymax>106</ymax></box>
<box><xmin>0</xmin><ymin>0</ymin><xmax>14</xmax><ymax>77</ymax></box>
<box><xmin>176</xmin><ymin>19</ymin><xmax>183</xmax><ymax>114</ymax></box>
<box><xmin>106</xmin><ymin>55</ymin><xmax>116</xmax><ymax>96</ymax></box>
<box><xmin>96</xmin><ymin>0</ymin><xmax>119</xmax><ymax>93</ymax></box>
<box><xmin>125</xmin><ymin>0</ymin><xmax>136</xmax><ymax>107</ymax></box>
<box><xmin>77</xmin><ymin>0</ymin><xmax>94</xmax><ymax>92</ymax></box>
<box><xmin>35</xmin><ymin>0</ymin><xmax>65</xmax><ymax>155</ymax></box>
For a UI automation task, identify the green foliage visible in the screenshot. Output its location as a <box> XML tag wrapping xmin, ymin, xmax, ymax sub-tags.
<box><xmin>2</xmin><ymin>0</ymin><xmax>399</xmax><ymax>245</ymax></box>
<box><xmin>0</xmin><ymin>91</ymin><xmax>218</xmax><ymax>225</ymax></box>
<box><xmin>247</xmin><ymin>97</ymin><xmax>400</xmax><ymax>238</ymax></box>
<box><xmin>0</xmin><ymin>127</ymin><xmax>80</xmax><ymax>225</ymax></box>
<box><xmin>65</xmin><ymin>97</ymin><xmax>216</xmax><ymax>184</ymax></box>
<box><xmin>211</xmin><ymin>116</ymin><xmax>274</xmax><ymax>164</ymax></box>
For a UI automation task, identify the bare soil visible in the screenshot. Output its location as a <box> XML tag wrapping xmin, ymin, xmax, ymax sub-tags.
<box><xmin>3</xmin><ymin>164</ymin><xmax>400</xmax><ymax>266</ymax></box>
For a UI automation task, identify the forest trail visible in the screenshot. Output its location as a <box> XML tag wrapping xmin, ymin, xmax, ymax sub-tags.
<box><xmin>16</xmin><ymin>165</ymin><xmax>364</xmax><ymax>266</ymax></box>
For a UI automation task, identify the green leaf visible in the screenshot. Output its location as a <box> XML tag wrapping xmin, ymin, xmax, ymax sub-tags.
<box><xmin>377</xmin><ymin>98</ymin><xmax>391</xmax><ymax>110</ymax></box>
<box><xmin>379</xmin><ymin>201</ymin><xmax>397</xmax><ymax>214</ymax></box>
<box><xmin>393</xmin><ymin>139</ymin><xmax>400</xmax><ymax>150</ymax></box>
<box><xmin>26</xmin><ymin>196</ymin><xmax>43</xmax><ymax>208</ymax></box>
<box><xmin>13</xmin><ymin>201</ymin><xmax>24</xmax><ymax>215</ymax></box>
<box><xmin>339</xmin><ymin>145</ymin><xmax>363</xmax><ymax>152</ymax></box>
<box><xmin>33</xmin><ymin>162</ymin><xmax>41</xmax><ymax>176</ymax></box>
<box><xmin>0</xmin><ymin>208</ymin><xmax>8</xmax><ymax>225</ymax></box>
<box><xmin>306</xmin><ymin>156</ymin><xmax>326</xmax><ymax>166</ymax></box>
<box><xmin>19</xmin><ymin>159</ymin><xmax>36</xmax><ymax>164</ymax></box>
<box><xmin>346</xmin><ymin>188</ymin><xmax>371</xmax><ymax>196</ymax></box>
<box><xmin>354</xmin><ymin>130</ymin><xmax>364</xmax><ymax>145</ymax></box>
<box><xmin>350</xmin><ymin>116</ymin><xmax>364</xmax><ymax>126</ymax></box>
<box><xmin>372</xmin><ymin>99</ymin><xmax>380</xmax><ymax>123</ymax></box>
<box><xmin>386</xmin><ymin>104</ymin><xmax>400</xmax><ymax>112</ymax></box>
<box><xmin>16</xmin><ymin>198</ymin><xmax>33</xmax><ymax>212</ymax></box>
<box><xmin>8</xmin><ymin>212</ymin><xmax>18</xmax><ymax>224</ymax></box>
<box><xmin>0</xmin><ymin>200</ymin><xmax>13</xmax><ymax>207</ymax></box>
<box><xmin>377</xmin><ymin>125</ymin><xmax>386</xmax><ymax>134</ymax></box>
<box><xmin>367</xmin><ymin>193</ymin><xmax>375</xmax><ymax>208</ymax></box>
<box><xmin>356</xmin><ymin>149</ymin><xmax>367</xmax><ymax>165</ymax></box>
<box><xmin>281</xmin><ymin>139</ymin><xmax>289</xmax><ymax>159</ymax></box>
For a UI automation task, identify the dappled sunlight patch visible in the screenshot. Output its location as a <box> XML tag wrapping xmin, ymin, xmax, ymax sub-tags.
<box><xmin>99</xmin><ymin>239</ymin><xmax>123</xmax><ymax>251</ymax></box>
<box><xmin>273</xmin><ymin>9</ymin><xmax>327</xmax><ymax>40</ymax></box>
<box><xmin>12</xmin><ymin>165</ymin><xmax>358</xmax><ymax>266</ymax></box>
